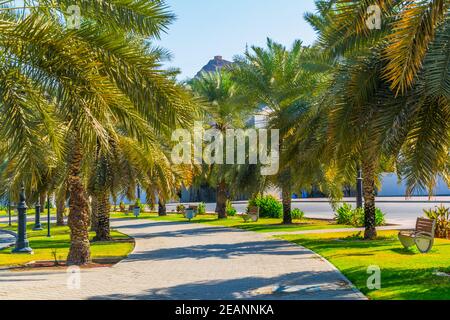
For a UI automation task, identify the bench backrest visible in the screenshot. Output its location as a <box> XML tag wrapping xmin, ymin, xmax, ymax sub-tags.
<box><xmin>248</xmin><ymin>206</ymin><xmax>259</xmax><ymax>215</ymax></box>
<box><xmin>416</xmin><ymin>218</ymin><xmax>436</xmax><ymax>235</ymax></box>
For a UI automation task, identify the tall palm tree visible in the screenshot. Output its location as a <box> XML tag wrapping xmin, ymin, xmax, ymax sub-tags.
<box><xmin>232</xmin><ymin>39</ymin><xmax>325</xmax><ymax>224</ymax></box>
<box><xmin>189</xmin><ymin>71</ymin><xmax>251</xmax><ymax>218</ymax></box>
<box><xmin>306</xmin><ymin>0</ymin><xmax>450</xmax><ymax>238</ymax></box>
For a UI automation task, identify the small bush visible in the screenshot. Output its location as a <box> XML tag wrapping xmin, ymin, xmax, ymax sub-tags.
<box><xmin>335</xmin><ymin>203</ymin><xmax>353</xmax><ymax>225</ymax></box>
<box><xmin>197</xmin><ymin>202</ymin><xmax>206</xmax><ymax>215</ymax></box>
<box><xmin>375</xmin><ymin>208</ymin><xmax>386</xmax><ymax>226</ymax></box>
<box><xmin>226</xmin><ymin>200</ymin><xmax>237</xmax><ymax>216</ymax></box>
<box><xmin>119</xmin><ymin>201</ymin><xmax>126</xmax><ymax>212</ymax></box>
<box><xmin>291</xmin><ymin>208</ymin><xmax>305</xmax><ymax>220</ymax></box>
<box><xmin>248</xmin><ymin>194</ymin><xmax>282</xmax><ymax>218</ymax></box>
<box><xmin>176</xmin><ymin>204</ymin><xmax>186</xmax><ymax>214</ymax></box>
<box><xmin>135</xmin><ymin>199</ymin><xmax>145</xmax><ymax>211</ymax></box>
<box><xmin>335</xmin><ymin>203</ymin><xmax>386</xmax><ymax>227</ymax></box>
<box><xmin>424</xmin><ymin>205</ymin><xmax>450</xmax><ymax>239</ymax></box>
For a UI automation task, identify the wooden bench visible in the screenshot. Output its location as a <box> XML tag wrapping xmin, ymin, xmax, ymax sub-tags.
<box><xmin>242</xmin><ymin>206</ymin><xmax>259</xmax><ymax>223</ymax></box>
<box><xmin>398</xmin><ymin>218</ymin><xmax>436</xmax><ymax>253</ymax></box>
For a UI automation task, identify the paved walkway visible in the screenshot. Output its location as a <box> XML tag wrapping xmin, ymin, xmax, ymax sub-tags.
<box><xmin>0</xmin><ymin>219</ymin><xmax>365</xmax><ymax>300</ymax></box>
<box><xmin>0</xmin><ymin>231</ymin><xmax>15</xmax><ymax>250</ymax></box>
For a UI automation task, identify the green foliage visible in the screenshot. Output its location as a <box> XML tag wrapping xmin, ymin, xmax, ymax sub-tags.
<box><xmin>134</xmin><ymin>199</ymin><xmax>145</xmax><ymax>212</ymax></box>
<box><xmin>197</xmin><ymin>202</ymin><xmax>206</xmax><ymax>215</ymax></box>
<box><xmin>248</xmin><ymin>194</ymin><xmax>282</xmax><ymax>219</ymax></box>
<box><xmin>424</xmin><ymin>205</ymin><xmax>450</xmax><ymax>239</ymax></box>
<box><xmin>335</xmin><ymin>203</ymin><xmax>354</xmax><ymax>225</ymax></box>
<box><xmin>291</xmin><ymin>208</ymin><xmax>305</xmax><ymax>220</ymax></box>
<box><xmin>225</xmin><ymin>200</ymin><xmax>237</xmax><ymax>217</ymax></box>
<box><xmin>176</xmin><ymin>204</ymin><xmax>186</xmax><ymax>214</ymax></box>
<box><xmin>335</xmin><ymin>203</ymin><xmax>386</xmax><ymax>227</ymax></box>
<box><xmin>375</xmin><ymin>208</ymin><xmax>387</xmax><ymax>227</ymax></box>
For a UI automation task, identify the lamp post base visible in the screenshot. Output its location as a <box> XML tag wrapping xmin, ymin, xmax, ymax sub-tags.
<box><xmin>12</xmin><ymin>243</ymin><xmax>33</xmax><ymax>254</ymax></box>
<box><xmin>32</xmin><ymin>225</ymin><xmax>43</xmax><ymax>231</ymax></box>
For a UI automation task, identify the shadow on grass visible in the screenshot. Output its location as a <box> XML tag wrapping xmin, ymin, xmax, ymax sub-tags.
<box><xmin>343</xmin><ymin>265</ymin><xmax>450</xmax><ymax>300</ymax></box>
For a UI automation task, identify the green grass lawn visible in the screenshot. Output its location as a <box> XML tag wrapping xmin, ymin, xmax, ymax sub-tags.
<box><xmin>0</xmin><ymin>222</ymin><xmax>134</xmax><ymax>267</ymax></box>
<box><xmin>111</xmin><ymin>212</ymin><xmax>352</xmax><ymax>233</ymax></box>
<box><xmin>279</xmin><ymin>230</ymin><xmax>450</xmax><ymax>300</ymax></box>
<box><xmin>0</xmin><ymin>208</ymin><xmax>58</xmax><ymax>216</ymax></box>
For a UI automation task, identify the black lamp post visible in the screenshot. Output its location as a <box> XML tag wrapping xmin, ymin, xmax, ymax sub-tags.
<box><xmin>356</xmin><ymin>166</ymin><xmax>363</xmax><ymax>209</ymax></box>
<box><xmin>134</xmin><ymin>184</ymin><xmax>141</xmax><ymax>217</ymax></box>
<box><xmin>33</xmin><ymin>196</ymin><xmax>42</xmax><ymax>231</ymax></box>
<box><xmin>47</xmin><ymin>194</ymin><xmax>51</xmax><ymax>238</ymax></box>
<box><xmin>7</xmin><ymin>192</ymin><xmax>11</xmax><ymax>227</ymax></box>
<box><xmin>12</xmin><ymin>185</ymin><xmax>33</xmax><ymax>254</ymax></box>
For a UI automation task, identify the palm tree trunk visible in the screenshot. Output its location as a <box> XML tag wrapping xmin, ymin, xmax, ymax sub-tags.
<box><xmin>282</xmin><ymin>185</ymin><xmax>292</xmax><ymax>224</ymax></box>
<box><xmin>56</xmin><ymin>193</ymin><xmax>66</xmax><ymax>226</ymax></box>
<box><xmin>362</xmin><ymin>158</ymin><xmax>377</xmax><ymax>240</ymax></box>
<box><xmin>216</xmin><ymin>180</ymin><xmax>227</xmax><ymax>219</ymax></box>
<box><xmin>90</xmin><ymin>196</ymin><xmax>98</xmax><ymax>232</ymax></box>
<box><xmin>94</xmin><ymin>191</ymin><xmax>111</xmax><ymax>241</ymax></box>
<box><xmin>39</xmin><ymin>193</ymin><xmax>46</xmax><ymax>215</ymax></box>
<box><xmin>158</xmin><ymin>198</ymin><xmax>167</xmax><ymax>216</ymax></box>
<box><xmin>67</xmin><ymin>136</ymin><xmax>91</xmax><ymax>265</ymax></box>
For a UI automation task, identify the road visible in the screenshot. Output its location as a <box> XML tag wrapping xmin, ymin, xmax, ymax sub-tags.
<box><xmin>167</xmin><ymin>196</ymin><xmax>450</xmax><ymax>228</ymax></box>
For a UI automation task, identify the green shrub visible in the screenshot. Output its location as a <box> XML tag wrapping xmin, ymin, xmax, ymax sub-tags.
<box><xmin>134</xmin><ymin>199</ymin><xmax>145</xmax><ymax>211</ymax></box>
<box><xmin>335</xmin><ymin>203</ymin><xmax>353</xmax><ymax>225</ymax></box>
<box><xmin>424</xmin><ymin>205</ymin><xmax>450</xmax><ymax>239</ymax></box>
<box><xmin>226</xmin><ymin>200</ymin><xmax>237</xmax><ymax>216</ymax></box>
<box><xmin>197</xmin><ymin>202</ymin><xmax>206</xmax><ymax>215</ymax></box>
<box><xmin>248</xmin><ymin>194</ymin><xmax>282</xmax><ymax>218</ymax></box>
<box><xmin>176</xmin><ymin>204</ymin><xmax>186</xmax><ymax>214</ymax></box>
<box><xmin>335</xmin><ymin>203</ymin><xmax>386</xmax><ymax>227</ymax></box>
<box><xmin>375</xmin><ymin>208</ymin><xmax>386</xmax><ymax>226</ymax></box>
<box><xmin>291</xmin><ymin>208</ymin><xmax>305</xmax><ymax>220</ymax></box>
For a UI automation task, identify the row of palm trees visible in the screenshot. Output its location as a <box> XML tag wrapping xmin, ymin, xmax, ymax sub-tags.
<box><xmin>0</xmin><ymin>0</ymin><xmax>448</xmax><ymax>266</ymax></box>
<box><xmin>0</xmin><ymin>0</ymin><xmax>197</xmax><ymax>265</ymax></box>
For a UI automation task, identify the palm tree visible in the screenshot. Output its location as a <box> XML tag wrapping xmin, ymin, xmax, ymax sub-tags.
<box><xmin>0</xmin><ymin>1</ymin><xmax>197</xmax><ymax>264</ymax></box>
<box><xmin>306</xmin><ymin>0</ymin><xmax>450</xmax><ymax>238</ymax></box>
<box><xmin>189</xmin><ymin>71</ymin><xmax>251</xmax><ymax>219</ymax></box>
<box><xmin>232</xmin><ymin>39</ymin><xmax>325</xmax><ymax>224</ymax></box>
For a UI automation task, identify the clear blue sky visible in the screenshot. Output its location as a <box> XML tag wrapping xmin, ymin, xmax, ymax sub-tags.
<box><xmin>156</xmin><ymin>0</ymin><xmax>318</xmax><ymax>80</ymax></box>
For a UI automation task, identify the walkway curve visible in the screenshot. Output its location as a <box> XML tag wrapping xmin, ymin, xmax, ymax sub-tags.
<box><xmin>0</xmin><ymin>219</ymin><xmax>365</xmax><ymax>300</ymax></box>
<box><xmin>0</xmin><ymin>229</ymin><xmax>15</xmax><ymax>250</ymax></box>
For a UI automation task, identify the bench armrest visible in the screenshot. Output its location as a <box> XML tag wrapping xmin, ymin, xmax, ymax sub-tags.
<box><xmin>415</xmin><ymin>231</ymin><xmax>434</xmax><ymax>239</ymax></box>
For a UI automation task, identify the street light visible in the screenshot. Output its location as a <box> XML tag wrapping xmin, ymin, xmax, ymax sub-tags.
<box><xmin>33</xmin><ymin>196</ymin><xmax>43</xmax><ymax>231</ymax></box>
<box><xmin>134</xmin><ymin>184</ymin><xmax>141</xmax><ymax>217</ymax></box>
<box><xmin>12</xmin><ymin>185</ymin><xmax>33</xmax><ymax>254</ymax></box>
<box><xmin>356</xmin><ymin>166</ymin><xmax>363</xmax><ymax>209</ymax></box>
<box><xmin>7</xmin><ymin>192</ymin><xmax>11</xmax><ymax>227</ymax></box>
<box><xmin>47</xmin><ymin>194</ymin><xmax>51</xmax><ymax>238</ymax></box>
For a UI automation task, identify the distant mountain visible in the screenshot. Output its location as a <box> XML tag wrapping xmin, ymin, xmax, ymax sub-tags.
<box><xmin>195</xmin><ymin>56</ymin><xmax>232</xmax><ymax>78</ymax></box>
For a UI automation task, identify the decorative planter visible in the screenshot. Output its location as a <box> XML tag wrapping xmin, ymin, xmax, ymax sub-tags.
<box><xmin>185</xmin><ymin>209</ymin><xmax>195</xmax><ymax>221</ymax></box>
